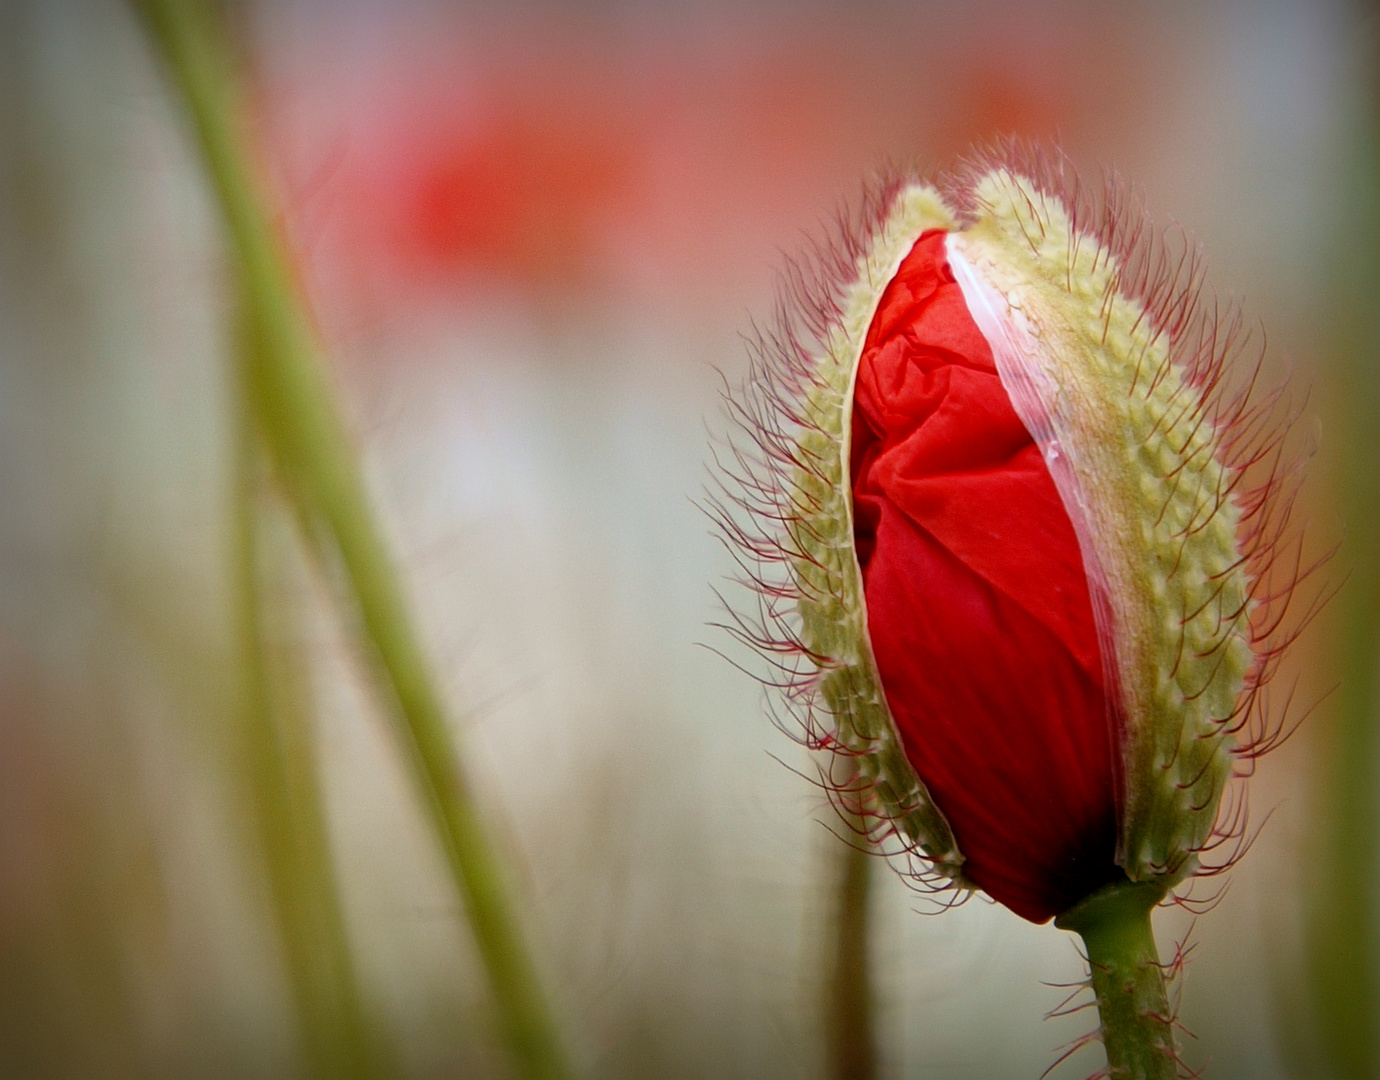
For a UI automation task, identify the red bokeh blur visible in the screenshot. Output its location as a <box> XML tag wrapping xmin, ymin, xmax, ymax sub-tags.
<box><xmin>255</xmin><ymin>6</ymin><xmax>1157</xmax><ymax>330</ymax></box>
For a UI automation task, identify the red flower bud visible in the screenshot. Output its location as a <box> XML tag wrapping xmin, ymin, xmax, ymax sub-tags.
<box><xmin>851</xmin><ymin>228</ymin><xmax>1118</xmax><ymax>922</ymax></box>
<box><xmin>713</xmin><ymin>143</ymin><xmax>1320</xmax><ymax>925</ymax></box>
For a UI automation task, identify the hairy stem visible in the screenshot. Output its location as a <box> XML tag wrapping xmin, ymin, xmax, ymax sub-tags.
<box><xmin>132</xmin><ymin>3</ymin><xmax>570</xmax><ymax>1078</ymax></box>
<box><xmin>1056</xmin><ymin>881</ymin><xmax>1175</xmax><ymax>1080</ymax></box>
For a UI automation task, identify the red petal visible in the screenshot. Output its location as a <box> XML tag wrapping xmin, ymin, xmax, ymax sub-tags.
<box><xmin>852</xmin><ymin>229</ymin><xmax>1120</xmax><ymax>922</ymax></box>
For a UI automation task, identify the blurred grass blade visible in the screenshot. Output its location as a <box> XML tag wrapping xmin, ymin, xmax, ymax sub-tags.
<box><xmin>233</xmin><ymin>327</ymin><xmax>387</xmax><ymax>1080</ymax></box>
<box><xmin>1308</xmin><ymin>12</ymin><xmax>1380</xmax><ymax>1078</ymax></box>
<box><xmin>132</xmin><ymin>3</ymin><xmax>571</xmax><ymax>1078</ymax></box>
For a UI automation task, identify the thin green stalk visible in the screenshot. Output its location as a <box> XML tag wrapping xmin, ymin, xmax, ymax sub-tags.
<box><xmin>825</xmin><ymin>765</ymin><xmax>876</xmax><ymax>1080</ymax></box>
<box><xmin>826</xmin><ymin>836</ymin><xmax>876</xmax><ymax>1080</ymax></box>
<box><xmin>1056</xmin><ymin>882</ymin><xmax>1176</xmax><ymax>1080</ymax></box>
<box><xmin>233</xmin><ymin>364</ymin><xmax>381</xmax><ymax>1080</ymax></box>
<box><xmin>134</xmin><ymin>4</ymin><xmax>571</xmax><ymax>1078</ymax></box>
<box><xmin>1306</xmin><ymin>13</ymin><xmax>1380</xmax><ymax>1076</ymax></box>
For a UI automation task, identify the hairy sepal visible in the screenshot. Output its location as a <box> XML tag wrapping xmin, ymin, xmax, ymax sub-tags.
<box><xmin>793</xmin><ymin>184</ymin><xmax>965</xmax><ymax>878</ymax></box>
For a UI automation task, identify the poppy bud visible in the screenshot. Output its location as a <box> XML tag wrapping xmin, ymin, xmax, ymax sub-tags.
<box><xmin>716</xmin><ymin>144</ymin><xmax>1313</xmax><ymax>928</ymax></box>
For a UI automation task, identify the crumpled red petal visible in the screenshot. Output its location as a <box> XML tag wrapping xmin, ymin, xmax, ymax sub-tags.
<box><xmin>851</xmin><ymin>229</ymin><xmax>1122</xmax><ymax>923</ymax></box>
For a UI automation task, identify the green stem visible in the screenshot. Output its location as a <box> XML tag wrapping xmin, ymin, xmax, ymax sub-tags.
<box><xmin>133</xmin><ymin>4</ymin><xmax>571</xmax><ymax>1078</ymax></box>
<box><xmin>826</xmin><ymin>836</ymin><xmax>876</xmax><ymax>1080</ymax></box>
<box><xmin>1056</xmin><ymin>882</ymin><xmax>1176</xmax><ymax>1080</ymax></box>
<box><xmin>825</xmin><ymin>765</ymin><xmax>877</xmax><ymax>1080</ymax></box>
<box><xmin>1307</xmin><ymin>13</ymin><xmax>1380</xmax><ymax>1075</ymax></box>
<box><xmin>234</xmin><ymin>371</ymin><xmax>381</xmax><ymax>1080</ymax></box>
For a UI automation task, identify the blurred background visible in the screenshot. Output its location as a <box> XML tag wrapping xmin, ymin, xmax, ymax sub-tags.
<box><xmin>0</xmin><ymin>1</ymin><xmax>1375</xmax><ymax>1078</ymax></box>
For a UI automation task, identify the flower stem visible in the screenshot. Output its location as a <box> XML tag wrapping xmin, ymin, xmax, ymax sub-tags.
<box><xmin>132</xmin><ymin>3</ymin><xmax>571</xmax><ymax>1078</ymax></box>
<box><xmin>1056</xmin><ymin>881</ymin><xmax>1175</xmax><ymax>1080</ymax></box>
